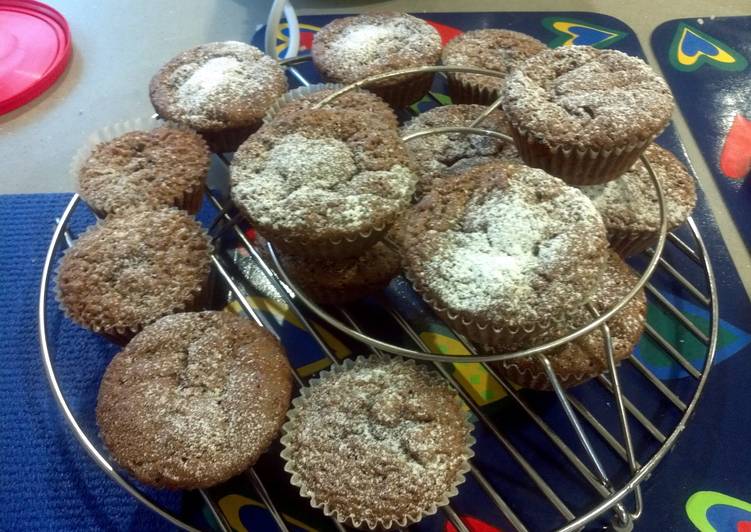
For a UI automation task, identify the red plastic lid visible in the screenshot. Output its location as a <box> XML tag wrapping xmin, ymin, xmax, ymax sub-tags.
<box><xmin>0</xmin><ymin>0</ymin><xmax>71</xmax><ymax>115</ymax></box>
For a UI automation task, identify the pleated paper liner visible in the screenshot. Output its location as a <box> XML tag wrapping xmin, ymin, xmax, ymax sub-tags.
<box><xmin>280</xmin><ymin>355</ymin><xmax>475</xmax><ymax>530</ymax></box>
<box><xmin>252</xmin><ymin>219</ymin><xmax>391</xmax><ymax>261</ymax></box>
<box><xmin>70</xmin><ymin>116</ymin><xmax>208</xmax><ymax>216</ymax></box>
<box><xmin>404</xmin><ymin>268</ymin><xmax>577</xmax><ymax>351</ymax></box>
<box><xmin>489</xmin><ymin>344</ymin><xmax>633</xmax><ymax>391</ymax></box>
<box><xmin>608</xmin><ymin>228</ymin><xmax>668</xmax><ymax>258</ymax></box>
<box><xmin>199</xmin><ymin>124</ymin><xmax>260</xmax><ymax>154</ymax></box>
<box><xmin>54</xmin><ymin>209</ymin><xmax>213</xmax><ymax>344</ymax></box>
<box><xmin>446</xmin><ymin>73</ymin><xmax>500</xmax><ymax>106</ymax></box>
<box><xmin>367</xmin><ymin>71</ymin><xmax>436</xmax><ymax>109</ymax></box>
<box><xmin>508</xmin><ymin>120</ymin><xmax>656</xmax><ymax>186</ymax></box>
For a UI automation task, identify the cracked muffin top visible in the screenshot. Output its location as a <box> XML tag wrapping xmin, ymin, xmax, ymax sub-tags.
<box><xmin>265</xmin><ymin>85</ymin><xmax>399</xmax><ymax>130</ymax></box>
<box><xmin>231</xmin><ymin>107</ymin><xmax>416</xmax><ymax>250</ymax></box>
<box><xmin>312</xmin><ymin>12</ymin><xmax>442</xmax><ymax>88</ymax></box>
<box><xmin>441</xmin><ymin>29</ymin><xmax>546</xmax><ymax>95</ymax></box>
<box><xmin>77</xmin><ymin>126</ymin><xmax>210</xmax><ymax>216</ymax></box>
<box><xmin>400</xmin><ymin>104</ymin><xmax>517</xmax><ymax>199</ymax></box>
<box><xmin>492</xmin><ymin>251</ymin><xmax>647</xmax><ymax>387</ymax></box>
<box><xmin>402</xmin><ymin>159</ymin><xmax>609</xmax><ymax>331</ymax></box>
<box><xmin>580</xmin><ymin>143</ymin><xmax>696</xmax><ymax>234</ymax></box>
<box><xmin>96</xmin><ymin>311</ymin><xmax>293</xmax><ymax>489</ymax></box>
<box><xmin>56</xmin><ymin>208</ymin><xmax>212</xmax><ymax>338</ymax></box>
<box><xmin>281</xmin><ymin>356</ymin><xmax>473</xmax><ymax>529</ymax></box>
<box><xmin>501</xmin><ymin>45</ymin><xmax>674</xmax><ymax>148</ymax></box>
<box><xmin>150</xmin><ymin>41</ymin><xmax>287</xmax><ymax>131</ymax></box>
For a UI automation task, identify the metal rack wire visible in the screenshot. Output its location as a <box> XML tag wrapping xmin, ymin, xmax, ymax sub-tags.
<box><xmin>38</xmin><ymin>60</ymin><xmax>718</xmax><ymax>532</ymax></box>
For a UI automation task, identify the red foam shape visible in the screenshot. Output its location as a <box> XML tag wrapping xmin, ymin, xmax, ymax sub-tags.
<box><xmin>425</xmin><ymin>19</ymin><xmax>463</xmax><ymax>45</ymax></box>
<box><xmin>719</xmin><ymin>114</ymin><xmax>751</xmax><ymax>180</ymax></box>
<box><xmin>738</xmin><ymin>521</ymin><xmax>751</xmax><ymax>532</ymax></box>
<box><xmin>299</xmin><ymin>30</ymin><xmax>314</xmax><ymax>51</ymax></box>
<box><xmin>445</xmin><ymin>515</ymin><xmax>504</xmax><ymax>532</ymax></box>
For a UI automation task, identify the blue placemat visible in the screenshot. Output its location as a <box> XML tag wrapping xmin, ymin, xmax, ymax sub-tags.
<box><xmin>0</xmin><ymin>193</ymin><xmax>192</xmax><ymax>531</ymax></box>
<box><xmin>651</xmin><ymin>16</ymin><xmax>751</xmax><ymax>249</ymax></box>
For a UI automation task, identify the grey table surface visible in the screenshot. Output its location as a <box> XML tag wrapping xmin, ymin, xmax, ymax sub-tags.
<box><xmin>1</xmin><ymin>0</ymin><xmax>749</xmax><ymax>293</ymax></box>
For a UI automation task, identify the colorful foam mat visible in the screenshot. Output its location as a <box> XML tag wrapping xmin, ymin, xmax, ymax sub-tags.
<box><xmin>652</xmin><ymin>16</ymin><xmax>751</xmax><ymax>251</ymax></box>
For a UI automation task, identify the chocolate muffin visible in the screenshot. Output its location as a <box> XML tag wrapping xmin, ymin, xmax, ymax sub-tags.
<box><xmin>97</xmin><ymin>311</ymin><xmax>293</xmax><ymax>489</ymax></box>
<box><xmin>280</xmin><ymin>356</ymin><xmax>474</xmax><ymax>529</ymax></box>
<box><xmin>231</xmin><ymin>107</ymin><xmax>417</xmax><ymax>259</ymax></box>
<box><xmin>256</xmin><ymin>236</ymin><xmax>401</xmax><ymax>305</ymax></box>
<box><xmin>580</xmin><ymin>143</ymin><xmax>697</xmax><ymax>256</ymax></box>
<box><xmin>77</xmin><ymin>126</ymin><xmax>210</xmax><ymax>216</ymax></box>
<box><xmin>492</xmin><ymin>252</ymin><xmax>646</xmax><ymax>389</ymax></box>
<box><xmin>402</xmin><ymin>160</ymin><xmax>609</xmax><ymax>348</ymax></box>
<box><xmin>400</xmin><ymin>104</ymin><xmax>517</xmax><ymax>199</ymax></box>
<box><xmin>312</xmin><ymin>12</ymin><xmax>442</xmax><ymax>107</ymax></box>
<box><xmin>502</xmin><ymin>45</ymin><xmax>674</xmax><ymax>185</ymax></box>
<box><xmin>264</xmin><ymin>83</ymin><xmax>398</xmax><ymax>130</ymax></box>
<box><xmin>56</xmin><ymin>208</ymin><xmax>212</xmax><ymax>342</ymax></box>
<box><xmin>150</xmin><ymin>41</ymin><xmax>288</xmax><ymax>152</ymax></box>
<box><xmin>441</xmin><ymin>29</ymin><xmax>546</xmax><ymax>105</ymax></box>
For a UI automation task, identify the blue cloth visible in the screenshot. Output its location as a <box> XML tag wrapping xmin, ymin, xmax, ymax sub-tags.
<box><xmin>0</xmin><ymin>194</ymin><xmax>185</xmax><ymax>531</ymax></box>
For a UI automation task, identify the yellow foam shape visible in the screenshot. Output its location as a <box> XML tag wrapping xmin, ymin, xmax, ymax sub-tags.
<box><xmin>420</xmin><ymin>332</ymin><xmax>507</xmax><ymax>405</ymax></box>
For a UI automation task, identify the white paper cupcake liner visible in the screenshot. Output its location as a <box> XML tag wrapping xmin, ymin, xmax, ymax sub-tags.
<box><xmin>71</xmin><ymin>116</ymin><xmax>209</xmax><ymax>216</ymax></box>
<box><xmin>69</xmin><ymin>117</ymin><xmax>209</xmax><ymax>218</ymax></box>
<box><xmin>54</xmin><ymin>208</ymin><xmax>213</xmax><ymax>343</ymax></box>
<box><xmin>279</xmin><ymin>355</ymin><xmax>475</xmax><ymax>530</ymax></box>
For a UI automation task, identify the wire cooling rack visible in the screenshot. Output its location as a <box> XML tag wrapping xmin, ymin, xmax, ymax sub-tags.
<box><xmin>39</xmin><ymin>60</ymin><xmax>718</xmax><ymax>532</ymax></box>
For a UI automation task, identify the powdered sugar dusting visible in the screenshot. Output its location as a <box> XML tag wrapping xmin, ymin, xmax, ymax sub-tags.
<box><xmin>579</xmin><ymin>144</ymin><xmax>696</xmax><ymax>232</ymax></box>
<box><xmin>283</xmin><ymin>357</ymin><xmax>472</xmax><ymax>527</ymax></box>
<box><xmin>152</xmin><ymin>42</ymin><xmax>287</xmax><ymax>129</ymax></box>
<box><xmin>441</xmin><ymin>29</ymin><xmax>546</xmax><ymax>92</ymax></box>
<box><xmin>96</xmin><ymin>312</ymin><xmax>293</xmax><ymax>488</ymax></box>
<box><xmin>177</xmin><ymin>57</ymin><xmax>244</xmax><ymax>109</ymax></box>
<box><xmin>502</xmin><ymin>46</ymin><xmax>674</xmax><ymax>146</ymax></box>
<box><xmin>335</xmin><ymin>24</ymin><xmax>394</xmax><ymax>62</ymax></box>
<box><xmin>415</xmin><ymin>164</ymin><xmax>608</xmax><ymax>325</ymax></box>
<box><xmin>232</xmin><ymin>133</ymin><xmax>415</xmax><ymax>233</ymax></box>
<box><xmin>56</xmin><ymin>208</ymin><xmax>212</xmax><ymax>333</ymax></box>
<box><xmin>314</xmin><ymin>13</ymin><xmax>442</xmax><ymax>83</ymax></box>
<box><xmin>401</xmin><ymin>104</ymin><xmax>517</xmax><ymax>198</ymax></box>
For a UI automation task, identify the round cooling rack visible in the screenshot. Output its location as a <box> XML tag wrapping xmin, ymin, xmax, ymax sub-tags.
<box><xmin>39</xmin><ymin>60</ymin><xmax>718</xmax><ymax>532</ymax></box>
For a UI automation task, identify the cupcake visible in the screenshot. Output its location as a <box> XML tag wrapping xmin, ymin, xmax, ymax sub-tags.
<box><xmin>76</xmin><ymin>124</ymin><xmax>210</xmax><ymax>216</ymax></box>
<box><xmin>400</xmin><ymin>104</ymin><xmax>518</xmax><ymax>199</ymax></box>
<box><xmin>96</xmin><ymin>311</ymin><xmax>293</xmax><ymax>489</ymax></box>
<box><xmin>231</xmin><ymin>107</ymin><xmax>417</xmax><ymax>259</ymax></box>
<box><xmin>312</xmin><ymin>12</ymin><xmax>442</xmax><ymax>108</ymax></box>
<box><xmin>56</xmin><ymin>208</ymin><xmax>212</xmax><ymax>342</ymax></box>
<box><xmin>280</xmin><ymin>356</ymin><xmax>474</xmax><ymax>529</ymax></box>
<box><xmin>501</xmin><ymin>46</ymin><xmax>674</xmax><ymax>185</ymax></box>
<box><xmin>491</xmin><ymin>252</ymin><xmax>647</xmax><ymax>389</ymax></box>
<box><xmin>255</xmin><ymin>236</ymin><xmax>401</xmax><ymax>305</ymax></box>
<box><xmin>580</xmin><ymin>144</ymin><xmax>697</xmax><ymax>256</ymax></box>
<box><xmin>441</xmin><ymin>29</ymin><xmax>545</xmax><ymax>105</ymax></box>
<box><xmin>264</xmin><ymin>83</ymin><xmax>398</xmax><ymax>130</ymax></box>
<box><xmin>402</xmin><ymin>160</ymin><xmax>609</xmax><ymax>348</ymax></box>
<box><xmin>150</xmin><ymin>41</ymin><xmax>288</xmax><ymax>153</ymax></box>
